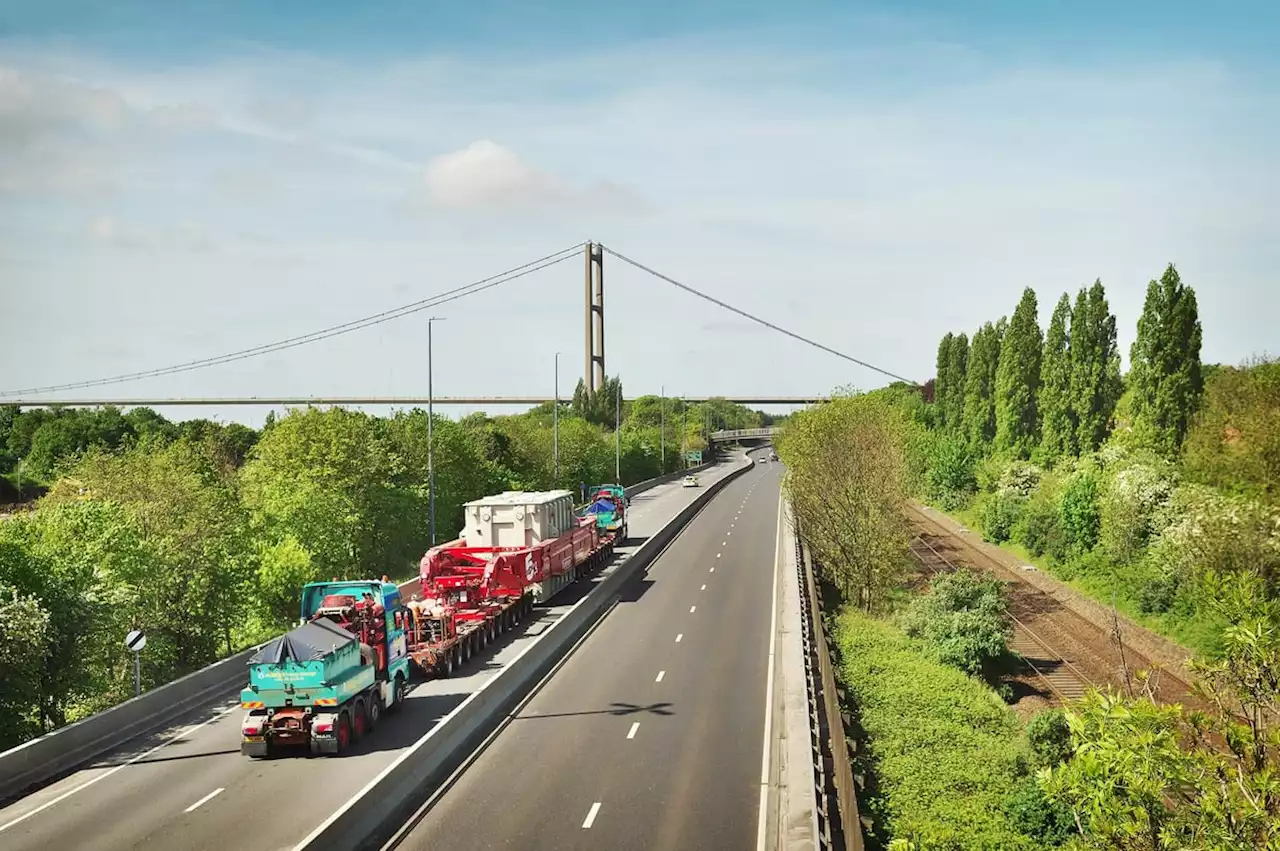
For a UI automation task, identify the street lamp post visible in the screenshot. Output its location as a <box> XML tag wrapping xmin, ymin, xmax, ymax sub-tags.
<box><xmin>660</xmin><ymin>384</ymin><xmax>665</xmax><ymax>474</ymax></box>
<box><xmin>427</xmin><ymin>316</ymin><xmax>446</xmax><ymax>547</ymax></box>
<box><xmin>681</xmin><ymin>398</ymin><xmax>687</xmax><ymax>468</ymax></box>
<box><xmin>614</xmin><ymin>384</ymin><xmax>621</xmax><ymax>482</ymax></box>
<box><xmin>553</xmin><ymin>352</ymin><xmax>561</xmax><ymax>484</ymax></box>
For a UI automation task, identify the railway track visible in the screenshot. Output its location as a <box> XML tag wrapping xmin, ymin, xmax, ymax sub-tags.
<box><xmin>907</xmin><ymin>533</ymin><xmax>1096</xmax><ymax>704</ymax></box>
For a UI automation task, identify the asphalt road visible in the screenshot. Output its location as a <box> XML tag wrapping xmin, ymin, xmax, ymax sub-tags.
<box><xmin>390</xmin><ymin>453</ymin><xmax>784</xmax><ymax>851</ymax></box>
<box><xmin>0</xmin><ymin>455</ymin><xmax>751</xmax><ymax>851</ymax></box>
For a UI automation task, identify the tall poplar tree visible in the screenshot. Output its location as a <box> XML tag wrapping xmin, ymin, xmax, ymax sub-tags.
<box><xmin>1039</xmin><ymin>293</ymin><xmax>1074</xmax><ymax>460</ymax></box>
<box><xmin>1129</xmin><ymin>264</ymin><xmax>1204</xmax><ymax>455</ymax></box>
<box><xmin>1070</xmin><ymin>280</ymin><xmax>1123</xmax><ymax>453</ymax></box>
<box><xmin>962</xmin><ymin>321</ymin><xmax>1004</xmax><ymax>450</ymax></box>
<box><xmin>944</xmin><ymin>332</ymin><xmax>969</xmax><ymax>433</ymax></box>
<box><xmin>935</xmin><ymin>333</ymin><xmax>956</xmax><ymax>428</ymax></box>
<box><xmin>995</xmin><ymin>288</ymin><xmax>1042</xmax><ymax>458</ymax></box>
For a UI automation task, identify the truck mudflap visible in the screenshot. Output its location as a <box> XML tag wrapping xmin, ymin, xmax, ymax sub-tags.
<box><xmin>241</xmin><ymin>738</ymin><xmax>269</xmax><ymax>757</ymax></box>
<box><xmin>309</xmin><ymin>734</ymin><xmax>340</xmax><ymax>755</ymax></box>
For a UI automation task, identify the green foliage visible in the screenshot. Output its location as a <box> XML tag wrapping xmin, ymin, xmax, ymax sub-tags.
<box><xmin>1182</xmin><ymin>357</ymin><xmax>1280</xmax><ymax>502</ymax></box>
<box><xmin>1017</xmin><ymin>480</ymin><xmax>1065</xmax><ymax>560</ymax></box>
<box><xmin>1039</xmin><ymin>293</ymin><xmax>1075</xmax><ymax>461</ymax></box>
<box><xmin>1069</xmin><ymin>282</ymin><xmax>1123</xmax><ymax>454</ymax></box>
<box><xmin>1058</xmin><ymin>469</ymin><xmax>1102</xmax><ymax>555</ymax></box>
<box><xmin>1026</xmin><ymin>709</ymin><xmax>1073</xmax><ymax>768</ymax></box>
<box><xmin>778</xmin><ymin>393</ymin><xmax>912</xmax><ymax>612</ymax></box>
<box><xmin>0</xmin><ymin>582</ymin><xmax>51</xmax><ymax>744</ymax></box>
<box><xmin>962</xmin><ymin>320</ymin><xmax>1004</xmax><ymax>451</ymax></box>
<box><xmin>942</xmin><ymin>333</ymin><xmax>969</xmax><ymax>433</ymax></box>
<box><xmin>1004</xmin><ymin>776</ymin><xmax>1077</xmax><ymax>847</ymax></box>
<box><xmin>1129</xmin><ymin>264</ymin><xmax>1204</xmax><ymax>456</ymax></box>
<box><xmin>980</xmin><ymin>492</ymin><xmax>1023</xmax><ymax>543</ymax></box>
<box><xmin>834</xmin><ymin>611</ymin><xmax>1036</xmax><ymax>850</ymax></box>
<box><xmin>934</xmin><ymin>332</ymin><xmax>956</xmax><ymax>430</ymax></box>
<box><xmin>925</xmin><ymin>434</ymin><xmax>976</xmax><ymax>510</ymax></box>
<box><xmin>898</xmin><ymin>569</ymin><xmax>1012</xmax><ymax>677</ymax></box>
<box><xmin>995</xmin><ymin>288</ymin><xmax>1043</xmax><ymax>459</ymax></box>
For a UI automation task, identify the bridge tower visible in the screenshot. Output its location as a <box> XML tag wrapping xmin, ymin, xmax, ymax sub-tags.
<box><xmin>584</xmin><ymin>242</ymin><xmax>605</xmax><ymax>395</ymax></box>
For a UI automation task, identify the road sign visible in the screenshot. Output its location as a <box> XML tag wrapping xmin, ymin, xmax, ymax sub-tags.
<box><xmin>686</xmin><ymin>451</ymin><xmax>703</xmax><ymax>464</ymax></box>
<box><xmin>125</xmin><ymin>629</ymin><xmax>147</xmax><ymax>652</ymax></box>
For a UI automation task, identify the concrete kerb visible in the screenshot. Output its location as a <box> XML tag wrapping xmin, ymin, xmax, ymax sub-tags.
<box><xmin>293</xmin><ymin>453</ymin><xmax>757</xmax><ymax>851</ymax></box>
<box><xmin>0</xmin><ymin>463</ymin><xmax>717</xmax><ymax>803</ymax></box>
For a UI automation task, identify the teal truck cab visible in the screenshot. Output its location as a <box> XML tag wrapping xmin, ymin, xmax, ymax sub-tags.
<box><xmin>240</xmin><ymin>579</ymin><xmax>412</xmax><ymax>757</ymax></box>
<box><xmin>583</xmin><ymin>485</ymin><xmax>629</xmax><ymax>542</ymax></box>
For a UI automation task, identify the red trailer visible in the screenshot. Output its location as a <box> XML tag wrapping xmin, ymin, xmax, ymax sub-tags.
<box><xmin>404</xmin><ymin>489</ymin><xmax>619</xmax><ymax>678</ymax></box>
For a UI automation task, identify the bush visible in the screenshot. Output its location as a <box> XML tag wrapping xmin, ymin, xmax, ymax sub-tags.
<box><xmin>1058</xmin><ymin>469</ymin><xmax>1101</xmax><ymax>554</ymax></box>
<box><xmin>899</xmin><ymin>570</ymin><xmax>1012</xmax><ymax>677</ymax></box>
<box><xmin>1026</xmin><ymin>709</ymin><xmax>1072</xmax><ymax>768</ymax></box>
<box><xmin>834</xmin><ymin>611</ymin><xmax>1036</xmax><ymax>850</ymax></box>
<box><xmin>1003</xmin><ymin>776</ymin><xmax>1077</xmax><ymax>846</ymax></box>
<box><xmin>1016</xmin><ymin>487</ymin><xmax>1062</xmax><ymax>559</ymax></box>
<box><xmin>1099</xmin><ymin>460</ymin><xmax>1176</xmax><ymax>564</ymax></box>
<box><xmin>980</xmin><ymin>493</ymin><xmax>1023</xmax><ymax>543</ymax></box>
<box><xmin>927</xmin><ymin>435</ymin><xmax>976</xmax><ymax>510</ymax></box>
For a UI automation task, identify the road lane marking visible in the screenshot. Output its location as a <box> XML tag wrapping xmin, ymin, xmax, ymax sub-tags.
<box><xmin>0</xmin><ymin>703</ymin><xmax>239</xmax><ymax>834</ymax></box>
<box><xmin>710</xmin><ymin>566</ymin><xmax>715</xmax><ymax>573</ymax></box>
<box><xmin>689</xmin><ymin>605</ymin><xmax>697</xmax><ymax>613</ymax></box>
<box><xmin>183</xmin><ymin>787</ymin><xmax>225</xmax><ymax>813</ymax></box>
<box><xmin>676</xmin><ymin>633</ymin><xmax>683</xmax><ymax>642</ymax></box>
<box><xmin>655</xmin><ymin>670</ymin><xmax>665</xmax><ymax>682</ymax></box>
<box><xmin>701</xmin><ymin>584</ymin><xmax>706</xmax><ymax>590</ymax></box>
<box><xmin>756</xmin><ymin>489</ymin><xmax>785</xmax><ymax>851</ymax></box>
<box><xmin>627</xmin><ymin>722</ymin><xmax>640</xmax><ymax>739</ymax></box>
<box><xmin>583</xmin><ymin>802</ymin><xmax>602</xmax><ymax>828</ymax></box>
<box><xmin>717</xmin><ymin>553</ymin><xmax>722</xmax><ymax>558</ymax></box>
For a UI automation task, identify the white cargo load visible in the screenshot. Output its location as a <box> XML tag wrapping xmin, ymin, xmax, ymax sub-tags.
<box><xmin>459</xmin><ymin>490</ymin><xmax>577</xmax><ymax>548</ymax></box>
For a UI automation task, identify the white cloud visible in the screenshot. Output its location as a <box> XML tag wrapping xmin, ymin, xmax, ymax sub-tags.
<box><xmin>89</xmin><ymin>215</ymin><xmax>217</xmax><ymax>252</ymax></box>
<box><xmin>423</xmin><ymin>139</ymin><xmax>647</xmax><ymax>213</ymax></box>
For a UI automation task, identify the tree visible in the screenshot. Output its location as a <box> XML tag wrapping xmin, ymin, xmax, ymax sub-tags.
<box><xmin>1129</xmin><ymin>264</ymin><xmax>1204</xmax><ymax>456</ymax></box>
<box><xmin>1071</xmin><ymin>281</ymin><xmax>1124</xmax><ymax>454</ymax></box>
<box><xmin>1039</xmin><ymin>293</ymin><xmax>1075</xmax><ymax>461</ymax></box>
<box><xmin>995</xmin><ymin>289</ymin><xmax>1043</xmax><ymax>458</ymax></box>
<box><xmin>1182</xmin><ymin>357</ymin><xmax>1280</xmax><ymax>502</ymax></box>
<box><xmin>962</xmin><ymin>321</ymin><xmax>1004</xmax><ymax>451</ymax></box>
<box><xmin>945</xmin><ymin>332</ymin><xmax>969</xmax><ymax>433</ymax></box>
<box><xmin>0</xmin><ymin>582</ymin><xmax>51</xmax><ymax>746</ymax></box>
<box><xmin>935</xmin><ymin>332</ymin><xmax>956</xmax><ymax>429</ymax></box>
<box><xmin>777</xmin><ymin>394</ymin><xmax>911</xmax><ymax>611</ymax></box>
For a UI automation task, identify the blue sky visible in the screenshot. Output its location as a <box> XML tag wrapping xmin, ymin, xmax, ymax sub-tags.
<box><xmin>2</xmin><ymin>1</ymin><xmax>1277</xmax><ymax>425</ymax></box>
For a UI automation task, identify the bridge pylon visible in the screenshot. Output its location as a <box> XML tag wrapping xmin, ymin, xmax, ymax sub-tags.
<box><xmin>584</xmin><ymin>242</ymin><xmax>605</xmax><ymax>395</ymax></box>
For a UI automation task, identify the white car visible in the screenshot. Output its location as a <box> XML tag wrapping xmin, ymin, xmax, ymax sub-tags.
<box><xmin>682</xmin><ymin>475</ymin><xmax>699</xmax><ymax>488</ymax></box>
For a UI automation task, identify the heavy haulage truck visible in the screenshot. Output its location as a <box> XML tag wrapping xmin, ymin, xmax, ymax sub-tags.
<box><xmin>240</xmin><ymin>488</ymin><xmax>622</xmax><ymax>757</ymax></box>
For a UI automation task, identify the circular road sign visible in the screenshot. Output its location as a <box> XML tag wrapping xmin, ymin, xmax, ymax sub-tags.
<box><xmin>125</xmin><ymin>629</ymin><xmax>147</xmax><ymax>652</ymax></box>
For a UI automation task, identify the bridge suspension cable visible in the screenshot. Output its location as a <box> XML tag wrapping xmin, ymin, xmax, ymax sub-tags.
<box><xmin>0</xmin><ymin>243</ymin><xmax>586</xmax><ymax>399</ymax></box>
<box><xmin>600</xmin><ymin>244</ymin><xmax>919</xmax><ymax>387</ymax></box>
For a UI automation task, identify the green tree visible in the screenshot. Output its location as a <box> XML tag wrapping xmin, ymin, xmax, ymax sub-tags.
<box><xmin>1039</xmin><ymin>293</ymin><xmax>1075</xmax><ymax>461</ymax></box>
<box><xmin>0</xmin><ymin>582</ymin><xmax>52</xmax><ymax>746</ymax></box>
<box><xmin>1071</xmin><ymin>281</ymin><xmax>1124</xmax><ymax>453</ymax></box>
<box><xmin>1182</xmin><ymin>357</ymin><xmax>1280</xmax><ymax>502</ymax></box>
<box><xmin>962</xmin><ymin>321</ymin><xmax>1004</xmax><ymax>451</ymax></box>
<box><xmin>777</xmin><ymin>393</ymin><xmax>911</xmax><ymax>611</ymax></box>
<box><xmin>945</xmin><ymin>332</ymin><xmax>969</xmax><ymax>433</ymax></box>
<box><xmin>1129</xmin><ymin>264</ymin><xmax>1204</xmax><ymax>456</ymax></box>
<box><xmin>935</xmin><ymin>332</ymin><xmax>956</xmax><ymax>429</ymax></box>
<box><xmin>995</xmin><ymin>289</ymin><xmax>1043</xmax><ymax>458</ymax></box>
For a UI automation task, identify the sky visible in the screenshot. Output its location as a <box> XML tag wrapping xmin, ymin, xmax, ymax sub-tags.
<box><xmin>2</xmin><ymin>0</ymin><xmax>1277</xmax><ymax>427</ymax></box>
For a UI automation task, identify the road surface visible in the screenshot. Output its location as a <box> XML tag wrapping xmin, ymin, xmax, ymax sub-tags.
<box><xmin>0</xmin><ymin>455</ymin><xmax>751</xmax><ymax>851</ymax></box>
<box><xmin>390</xmin><ymin>453</ymin><xmax>784</xmax><ymax>851</ymax></box>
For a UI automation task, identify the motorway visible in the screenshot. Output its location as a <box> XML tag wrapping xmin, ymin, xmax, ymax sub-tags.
<box><xmin>389</xmin><ymin>452</ymin><xmax>784</xmax><ymax>851</ymax></box>
<box><xmin>0</xmin><ymin>454</ymin><xmax>755</xmax><ymax>851</ymax></box>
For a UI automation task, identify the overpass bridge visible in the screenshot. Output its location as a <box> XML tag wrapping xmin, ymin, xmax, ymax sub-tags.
<box><xmin>2</xmin><ymin>396</ymin><xmax>828</xmax><ymax>409</ymax></box>
<box><xmin>709</xmin><ymin>427</ymin><xmax>780</xmax><ymax>442</ymax></box>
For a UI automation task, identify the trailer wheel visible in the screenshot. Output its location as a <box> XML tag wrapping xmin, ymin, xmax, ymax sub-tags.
<box><xmin>454</xmin><ymin>644</ymin><xmax>464</xmax><ymax>669</ymax></box>
<box><xmin>352</xmin><ymin>699</ymin><xmax>367</xmax><ymax>741</ymax></box>
<box><xmin>441</xmin><ymin>650</ymin><xmax>454</xmax><ymax>677</ymax></box>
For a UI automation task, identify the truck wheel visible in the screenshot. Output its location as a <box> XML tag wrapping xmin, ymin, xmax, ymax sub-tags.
<box><xmin>441</xmin><ymin>651</ymin><xmax>454</xmax><ymax>677</ymax></box>
<box><xmin>386</xmin><ymin>674</ymin><xmax>406</xmax><ymax>712</ymax></box>
<box><xmin>352</xmin><ymin>699</ymin><xmax>367</xmax><ymax>742</ymax></box>
<box><xmin>366</xmin><ymin>695</ymin><xmax>380</xmax><ymax>732</ymax></box>
<box><xmin>335</xmin><ymin>713</ymin><xmax>351</xmax><ymax>755</ymax></box>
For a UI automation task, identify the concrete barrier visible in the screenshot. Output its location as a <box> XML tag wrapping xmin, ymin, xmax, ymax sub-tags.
<box><xmin>293</xmin><ymin>452</ymin><xmax>758</xmax><ymax>851</ymax></box>
<box><xmin>0</xmin><ymin>460</ymin><xmax>731</xmax><ymax>803</ymax></box>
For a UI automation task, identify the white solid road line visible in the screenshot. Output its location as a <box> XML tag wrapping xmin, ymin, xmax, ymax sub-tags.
<box><xmin>183</xmin><ymin>787</ymin><xmax>225</xmax><ymax>813</ymax></box>
<box><xmin>755</xmin><ymin>490</ymin><xmax>784</xmax><ymax>851</ymax></box>
<box><xmin>0</xmin><ymin>703</ymin><xmax>238</xmax><ymax>834</ymax></box>
<box><xmin>627</xmin><ymin>722</ymin><xmax>640</xmax><ymax>740</ymax></box>
<box><xmin>655</xmin><ymin>670</ymin><xmax>666</xmax><ymax>683</ymax></box>
<box><xmin>582</xmin><ymin>802</ymin><xmax>602</xmax><ymax>829</ymax></box>
<box><xmin>676</xmin><ymin>633</ymin><xmax>683</xmax><ymax>643</ymax></box>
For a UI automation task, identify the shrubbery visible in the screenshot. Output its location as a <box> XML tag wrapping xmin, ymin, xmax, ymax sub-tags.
<box><xmin>898</xmin><ymin>570</ymin><xmax>1012</xmax><ymax>678</ymax></box>
<box><xmin>834</xmin><ymin>611</ymin><xmax>1038</xmax><ymax>850</ymax></box>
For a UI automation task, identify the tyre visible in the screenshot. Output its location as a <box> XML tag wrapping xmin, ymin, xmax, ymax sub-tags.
<box><xmin>387</xmin><ymin>674</ymin><xmax>407</xmax><ymax>712</ymax></box>
<box><xmin>352</xmin><ymin>699</ymin><xmax>367</xmax><ymax>741</ymax></box>
<box><xmin>334</xmin><ymin>712</ymin><xmax>351</xmax><ymax>755</ymax></box>
<box><xmin>366</xmin><ymin>693</ymin><xmax>380</xmax><ymax>732</ymax></box>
